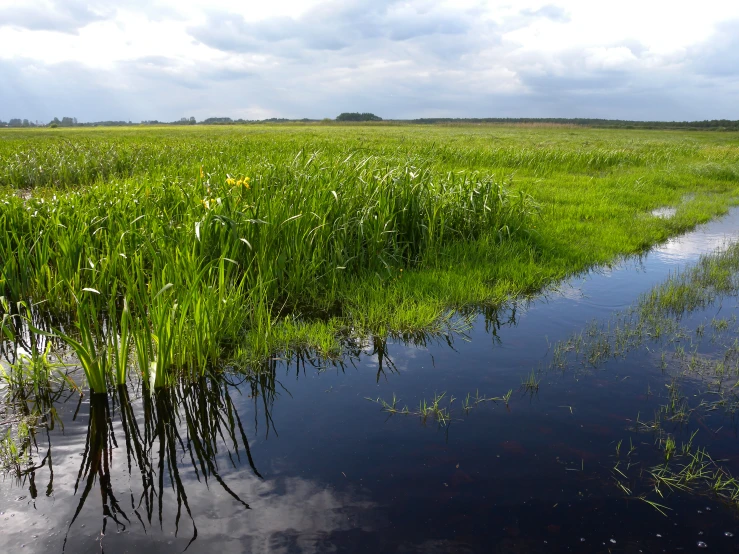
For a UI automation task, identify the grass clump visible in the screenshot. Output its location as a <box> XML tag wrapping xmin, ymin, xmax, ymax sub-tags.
<box><xmin>367</xmin><ymin>388</ymin><xmax>512</xmax><ymax>426</ymax></box>
<box><xmin>0</xmin><ymin>135</ymin><xmax>537</xmax><ymax>388</ymax></box>
<box><xmin>0</xmin><ymin>422</ymin><xmax>31</xmax><ymax>475</ymax></box>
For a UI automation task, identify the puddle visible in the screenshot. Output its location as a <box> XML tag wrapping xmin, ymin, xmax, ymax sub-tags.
<box><xmin>4</xmin><ymin>210</ymin><xmax>739</xmax><ymax>553</ymax></box>
<box><xmin>651</xmin><ymin>206</ymin><xmax>677</xmax><ymax>218</ymax></box>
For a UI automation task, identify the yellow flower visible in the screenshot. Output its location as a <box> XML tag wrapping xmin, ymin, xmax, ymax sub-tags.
<box><xmin>226</xmin><ymin>177</ymin><xmax>236</xmax><ymax>186</ymax></box>
<box><xmin>200</xmin><ymin>166</ymin><xmax>204</xmax><ymax>179</ymax></box>
<box><xmin>236</xmin><ymin>179</ymin><xmax>243</xmax><ymax>186</ymax></box>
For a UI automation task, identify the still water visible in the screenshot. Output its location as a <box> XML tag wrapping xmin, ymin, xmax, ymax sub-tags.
<box><xmin>4</xmin><ymin>212</ymin><xmax>739</xmax><ymax>553</ymax></box>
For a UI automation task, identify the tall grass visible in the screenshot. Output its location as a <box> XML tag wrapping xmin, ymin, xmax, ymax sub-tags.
<box><xmin>1</xmin><ymin>125</ymin><xmax>738</xmax><ymax>390</ymax></box>
<box><xmin>0</xmin><ymin>131</ymin><xmax>705</xmax><ymax>189</ymax></box>
<box><xmin>1</xmin><ymin>144</ymin><xmax>536</xmax><ymax>389</ymax></box>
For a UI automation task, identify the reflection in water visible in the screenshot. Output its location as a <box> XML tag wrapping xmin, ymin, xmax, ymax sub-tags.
<box><xmin>1</xmin><ymin>376</ymin><xmax>67</xmax><ymax>498</ymax></box>
<box><xmin>254</xmin><ymin>308</ymin><xmax>516</xmax><ymax>384</ymax></box>
<box><xmin>11</xmin><ymin>376</ymin><xmax>269</xmax><ymax>552</ymax></box>
<box><xmin>2</xmin><ymin>324</ymin><xmax>495</xmax><ymax>552</ymax></box>
<box><xmin>65</xmin><ymin>393</ymin><xmax>128</xmax><ymax>549</ymax></box>
<box><xmin>2</xmin><ymin>361</ymin><xmax>388</xmax><ymax>552</ymax></box>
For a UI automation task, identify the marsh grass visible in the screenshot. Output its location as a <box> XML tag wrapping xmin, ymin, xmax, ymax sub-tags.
<box><xmin>0</xmin><ymin>372</ymin><xmax>66</xmax><ymax>485</ymax></box>
<box><xmin>2</xmin><ymin>125</ymin><xmax>739</xmax><ymax>392</ymax></box>
<box><xmin>520</xmin><ymin>369</ymin><xmax>541</xmax><ymax>392</ymax></box>
<box><xmin>1</xmin><ymin>141</ymin><xmax>536</xmax><ymax>389</ymax></box>
<box><xmin>0</xmin><ymin>420</ymin><xmax>31</xmax><ymax>474</ymax></box>
<box><xmin>613</xmin><ymin>439</ymin><xmax>739</xmax><ymax>514</ymax></box>
<box><xmin>367</xmin><ymin>388</ymin><xmax>508</xmax><ymax>426</ymax></box>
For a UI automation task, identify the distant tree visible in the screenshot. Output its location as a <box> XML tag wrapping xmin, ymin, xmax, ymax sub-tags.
<box><xmin>189</xmin><ymin>117</ymin><xmax>196</xmax><ymax>125</ymax></box>
<box><xmin>9</xmin><ymin>118</ymin><xmax>22</xmax><ymax>127</ymax></box>
<box><xmin>61</xmin><ymin>116</ymin><xmax>76</xmax><ymax>127</ymax></box>
<box><xmin>336</xmin><ymin>112</ymin><xmax>382</xmax><ymax>122</ymax></box>
<box><xmin>201</xmin><ymin>117</ymin><xmax>234</xmax><ymax>125</ymax></box>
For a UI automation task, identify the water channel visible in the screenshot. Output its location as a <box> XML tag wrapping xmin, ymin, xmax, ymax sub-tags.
<box><xmin>4</xmin><ymin>210</ymin><xmax>739</xmax><ymax>553</ymax></box>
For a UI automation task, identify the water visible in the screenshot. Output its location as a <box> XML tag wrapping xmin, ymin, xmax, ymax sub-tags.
<box><xmin>651</xmin><ymin>206</ymin><xmax>677</xmax><ymax>219</ymax></box>
<box><xmin>4</xmin><ymin>211</ymin><xmax>739</xmax><ymax>553</ymax></box>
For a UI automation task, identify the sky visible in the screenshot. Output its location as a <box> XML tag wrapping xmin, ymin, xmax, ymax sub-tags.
<box><xmin>1</xmin><ymin>0</ymin><xmax>739</xmax><ymax>122</ymax></box>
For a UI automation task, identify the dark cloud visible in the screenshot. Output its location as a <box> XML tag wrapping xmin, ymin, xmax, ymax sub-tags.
<box><xmin>189</xmin><ymin>0</ymin><xmax>479</xmax><ymax>55</ymax></box>
<box><xmin>1</xmin><ymin>49</ymin><xmax>736</xmax><ymax>123</ymax></box>
<box><xmin>0</xmin><ymin>1</ymin><xmax>111</xmax><ymax>34</ymax></box>
<box><xmin>517</xmin><ymin>75</ymin><xmax>689</xmax><ymax>120</ymax></box>
<box><xmin>521</xmin><ymin>72</ymin><xmax>633</xmax><ymax>95</ymax></box>
<box><xmin>690</xmin><ymin>19</ymin><xmax>739</xmax><ymax>78</ymax></box>
<box><xmin>0</xmin><ymin>58</ymin><xmax>196</xmax><ymax>121</ymax></box>
<box><xmin>1</xmin><ymin>3</ymin><xmax>739</xmax><ymax>122</ymax></box>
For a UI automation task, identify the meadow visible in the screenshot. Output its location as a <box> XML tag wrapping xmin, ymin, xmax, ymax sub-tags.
<box><xmin>2</xmin><ymin>124</ymin><xmax>739</xmax><ymax>390</ymax></box>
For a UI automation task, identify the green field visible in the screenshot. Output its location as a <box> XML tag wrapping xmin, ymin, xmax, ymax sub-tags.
<box><xmin>2</xmin><ymin>125</ymin><xmax>739</xmax><ymax>388</ymax></box>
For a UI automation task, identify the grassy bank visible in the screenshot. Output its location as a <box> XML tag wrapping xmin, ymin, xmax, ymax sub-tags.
<box><xmin>1</xmin><ymin>125</ymin><xmax>739</xmax><ymax>389</ymax></box>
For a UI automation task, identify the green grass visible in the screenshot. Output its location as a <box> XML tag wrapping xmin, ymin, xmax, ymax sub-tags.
<box><xmin>1</xmin><ymin>124</ymin><xmax>739</xmax><ymax>390</ymax></box>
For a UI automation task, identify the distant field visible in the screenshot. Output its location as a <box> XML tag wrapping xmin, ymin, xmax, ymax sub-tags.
<box><xmin>2</xmin><ymin>125</ymin><xmax>739</xmax><ymax>380</ymax></box>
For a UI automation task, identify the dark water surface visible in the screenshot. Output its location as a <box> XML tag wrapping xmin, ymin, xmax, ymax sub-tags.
<box><xmin>4</xmin><ymin>212</ymin><xmax>739</xmax><ymax>553</ymax></box>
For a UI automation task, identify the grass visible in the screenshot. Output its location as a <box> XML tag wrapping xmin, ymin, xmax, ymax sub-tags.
<box><xmin>1</xmin><ymin>124</ymin><xmax>739</xmax><ymax>391</ymax></box>
<box><xmin>0</xmin><ymin>420</ymin><xmax>31</xmax><ymax>475</ymax></box>
<box><xmin>521</xmin><ymin>369</ymin><xmax>541</xmax><ymax>392</ymax></box>
<box><xmin>367</xmin><ymin>388</ymin><xmax>511</xmax><ymax>426</ymax></box>
<box><xmin>612</xmin><ymin>437</ymin><xmax>739</xmax><ymax>515</ymax></box>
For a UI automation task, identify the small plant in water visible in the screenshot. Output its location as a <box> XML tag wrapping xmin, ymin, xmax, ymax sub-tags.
<box><xmin>521</xmin><ymin>369</ymin><xmax>540</xmax><ymax>392</ymax></box>
<box><xmin>367</xmin><ymin>388</ymin><xmax>510</xmax><ymax>426</ymax></box>
<box><xmin>0</xmin><ymin>418</ymin><xmax>32</xmax><ymax>476</ymax></box>
<box><xmin>662</xmin><ymin>435</ymin><xmax>677</xmax><ymax>461</ymax></box>
<box><xmin>502</xmin><ymin>389</ymin><xmax>513</xmax><ymax>407</ymax></box>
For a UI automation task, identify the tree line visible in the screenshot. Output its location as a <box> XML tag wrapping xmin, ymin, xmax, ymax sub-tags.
<box><xmin>407</xmin><ymin>118</ymin><xmax>739</xmax><ymax>130</ymax></box>
<box><xmin>2</xmin><ymin>114</ymin><xmax>738</xmax><ymax>130</ymax></box>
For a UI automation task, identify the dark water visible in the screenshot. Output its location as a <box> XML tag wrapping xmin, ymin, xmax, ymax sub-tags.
<box><xmin>4</xmin><ymin>212</ymin><xmax>739</xmax><ymax>553</ymax></box>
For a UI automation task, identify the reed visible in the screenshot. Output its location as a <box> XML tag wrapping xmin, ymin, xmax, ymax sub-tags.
<box><xmin>58</xmin><ymin>299</ymin><xmax>109</xmax><ymax>394</ymax></box>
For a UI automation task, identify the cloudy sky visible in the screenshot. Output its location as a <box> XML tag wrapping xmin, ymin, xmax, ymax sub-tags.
<box><xmin>1</xmin><ymin>0</ymin><xmax>738</xmax><ymax>122</ymax></box>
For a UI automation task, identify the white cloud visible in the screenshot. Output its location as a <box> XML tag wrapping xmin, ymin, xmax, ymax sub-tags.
<box><xmin>0</xmin><ymin>0</ymin><xmax>738</xmax><ymax>121</ymax></box>
<box><xmin>583</xmin><ymin>47</ymin><xmax>638</xmax><ymax>71</ymax></box>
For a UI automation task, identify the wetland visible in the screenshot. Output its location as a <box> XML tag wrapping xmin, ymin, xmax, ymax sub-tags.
<box><xmin>2</xmin><ymin>125</ymin><xmax>739</xmax><ymax>552</ymax></box>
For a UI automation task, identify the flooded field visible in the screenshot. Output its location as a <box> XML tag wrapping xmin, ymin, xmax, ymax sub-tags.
<box><xmin>4</xmin><ymin>209</ymin><xmax>739</xmax><ymax>553</ymax></box>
